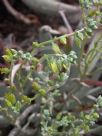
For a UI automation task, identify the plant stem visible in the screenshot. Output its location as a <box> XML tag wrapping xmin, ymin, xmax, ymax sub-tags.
<box><xmin>38</xmin><ymin>28</ymin><xmax>85</xmax><ymax>47</ymax></box>
<box><xmin>78</xmin><ymin>38</ymin><xmax>87</xmax><ymax>81</ymax></box>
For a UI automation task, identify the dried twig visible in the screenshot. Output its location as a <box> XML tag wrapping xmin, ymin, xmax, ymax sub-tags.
<box><xmin>15</xmin><ymin>104</ymin><xmax>40</xmax><ymax>127</ymax></box>
<box><xmin>59</xmin><ymin>10</ymin><xmax>74</xmax><ymax>46</ymax></box>
<box><xmin>2</xmin><ymin>0</ymin><xmax>36</xmax><ymax>24</ymax></box>
<box><xmin>8</xmin><ymin>104</ymin><xmax>40</xmax><ymax>136</ymax></box>
<box><xmin>59</xmin><ymin>10</ymin><xmax>73</xmax><ymax>34</ymax></box>
<box><xmin>22</xmin><ymin>0</ymin><xmax>82</xmax><ymax>24</ymax></box>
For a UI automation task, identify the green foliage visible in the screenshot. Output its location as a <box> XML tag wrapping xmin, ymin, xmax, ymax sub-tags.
<box><xmin>59</xmin><ymin>36</ymin><xmax>67</xmax><ymax>45</ymax></box>
<box><xmin>4</xmin><ymin>93</ymin><xmax>21</xmax><ymax>113</ymax></box>
<box><xmin>0</xmin><ymin>0</ymin><xmax>102</xmax><ymax>136</ymax></box>
<box><xmin>41</xmin><ymin>96</ymin><xmax>102</xmax><ymax>136</ymax></box>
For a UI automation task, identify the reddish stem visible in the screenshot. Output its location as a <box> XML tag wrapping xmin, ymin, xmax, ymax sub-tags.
<box><xmin>83</xmin><ymin>79</ymin><xmax>102</xmax><ymax>87</ymax></box>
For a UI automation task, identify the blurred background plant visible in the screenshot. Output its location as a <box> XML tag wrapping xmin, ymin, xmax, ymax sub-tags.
<box><xmin>0</xmin><ymin>0</ymin><xmax>102</xmax><ymax>136</ymax></box>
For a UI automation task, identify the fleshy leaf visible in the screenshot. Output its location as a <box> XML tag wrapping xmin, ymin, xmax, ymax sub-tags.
<box><xmin>5</xmin><ymin>93</ymin><xmax>16</xmax><ymax>105</ymax></box>
<box><xmin>60</xmin><ymin>37</ymin><xmax>67</xmax><ymax>44</ymax></box>
<box><xmin>52</xmin><ymin>44</ymin><xmax>61</xmax><ymax>54</ymax></box>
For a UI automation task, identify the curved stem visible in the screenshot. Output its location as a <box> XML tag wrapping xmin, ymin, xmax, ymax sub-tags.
<box><xmin>38</xmin><ymin>28</ymin><xmax>85</xmax><ymax>47</ymax></box>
